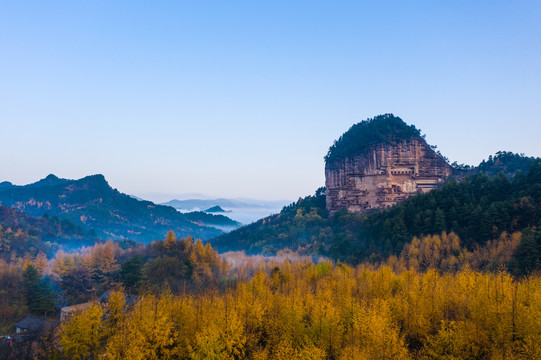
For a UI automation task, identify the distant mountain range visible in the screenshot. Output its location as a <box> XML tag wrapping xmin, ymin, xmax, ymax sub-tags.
<box><xmin>162</xmin><ymin>198</ymin><xmax>291</xmax><ymax>225</ymax></box>
<box><xmin>161</xmin><ymin>198</ymin><xmax>288</xmax><ymax>211</ymax></box>
<box><xmin>0</xmin><ymin>174</ymin><xmax>241</xmax><ymax>243</ymax></box>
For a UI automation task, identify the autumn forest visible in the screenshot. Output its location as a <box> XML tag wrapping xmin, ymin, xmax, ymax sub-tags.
<box><xmin>1</xmin><ymin>227</ymin><xmax>541</xmax><ymax>359</ymax></box>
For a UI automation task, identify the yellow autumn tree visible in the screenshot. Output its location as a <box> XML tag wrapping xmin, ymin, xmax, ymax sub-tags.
<box><xmin>83</xmin><ymin>241</ymin><xmax>121</xmax><ymax>293</ymax></box>
<box><xmin>347</xmin><ymin>299</ymin><xmax>411</xmax><ymax>360</ymax></box>
<box><xmin>106</xmin><ymin>292</ymin><xmax>184</xmax><ymax>360</ymax></box>
<box><xmin>60</xmin><ymin>304</ymin><xmax>104</xmax><ymax>360</ymax></box>
<box><xmin>33</xmin><ymin>251</ymin><xmax>48</xmax><ymax>275</ymax></box>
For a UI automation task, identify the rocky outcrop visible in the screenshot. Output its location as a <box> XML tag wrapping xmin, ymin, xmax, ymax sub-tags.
<box><xmin>325</xmin><ymin>137</ymin><xmax>453</xmax><ymax>215</ymax></box>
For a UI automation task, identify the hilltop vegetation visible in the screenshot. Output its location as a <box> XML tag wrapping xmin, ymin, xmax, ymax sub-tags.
<box><xmin>324</xmin><ymin>114</ymin><xmax>422</xmax><ymax>164</ymax></box>
<box><xmin>469</xmin><ymin>150</ymin><xmax>540</xmax><ymax>177</ymax></box>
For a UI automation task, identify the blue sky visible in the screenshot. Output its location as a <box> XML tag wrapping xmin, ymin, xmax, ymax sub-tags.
<box><xmin>1</xmin><ymin>1</ymin><xmax>540</xmax><ymax>201</ymax></box>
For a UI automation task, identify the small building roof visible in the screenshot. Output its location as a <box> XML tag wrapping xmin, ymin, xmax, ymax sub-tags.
<box><xmin>61</xmin><ymin>301</ymin><xmax>94</xmax><ymax>314</ymax></box>
<box><xmin>15</xmin><ymin>315</ymin><xmax>57</xmax><ymax>332</ymax></box>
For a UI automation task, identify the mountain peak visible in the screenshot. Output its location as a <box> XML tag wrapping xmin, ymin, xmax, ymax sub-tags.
<box><xmin>76</xmin><ymin>174</ymin><xmax>111</xmax><ymax>190</ymax></box>
<box><xmin>84</xmin><ymin>174</ymin><xmax>107</xmax><ymax>182</ymax></box>
<box><xmin>0</xmin><ymin>181</ymin><xmax>14</xmax><ymax>189</ymax></box>
<box><xmin>28</xmin><ymin>174</ymin><xmax>68</xmax><ymax>187</ymax></box>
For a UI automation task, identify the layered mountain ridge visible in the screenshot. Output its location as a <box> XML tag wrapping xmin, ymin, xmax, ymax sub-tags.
<box><xmin>0</xmin><ymin>174</ymin><xmax>240</xmax><ymax>243</ymax></box>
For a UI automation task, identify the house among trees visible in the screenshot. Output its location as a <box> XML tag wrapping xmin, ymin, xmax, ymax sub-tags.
<box><xmin>9</xmin><ymin>315</ymin><xmax>59</xmax><ymax>345</ymax></box>
<box><xmin>60</xmin><ymin>301</ymin><xmax>95</xmax><ymax>322</ymax></box>
<box><xmin>60</xmin><ymin>291</ymin><xmax>138</xmax><ymax>323</ymax></box>
<box><xmin>15</xmin><ymin>315</ymin><xmax>57</xmax><ymax>334</ymax></box>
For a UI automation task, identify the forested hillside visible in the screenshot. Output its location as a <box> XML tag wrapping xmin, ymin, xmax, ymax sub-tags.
<box><xmin>463</xmin><ymin>150</ymin><xmax>539</xmax><ymax>177</ymax></box>
<box><xmin>361</xmin><ymin>159</ymin><xmax>541</xmax><ymax>267</ymax></box>
<box><xmin>0</xmin><ymin>174</ymin><xmax>240</xmax><ymax>243</ymax></box>
<box><xmin>0</xmin><ymin>205</ymin><xmax>96</xmax><ymax>260</ymax></box>
<box><xmin>214</xmin><ymin>156</ymin><xmax>541</xmax><ymax>274</ymax></box>
<box><xmin>0</xmin><ymin>231</ymin><xmax>228</xmax><ymax>336</ymax></box>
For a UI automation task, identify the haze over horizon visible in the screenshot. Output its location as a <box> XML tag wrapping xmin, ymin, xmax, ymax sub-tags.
<box><xmin>2</xmin><ymin>1</ymin><xmax>540</xmax><ymax>201</ymax></box>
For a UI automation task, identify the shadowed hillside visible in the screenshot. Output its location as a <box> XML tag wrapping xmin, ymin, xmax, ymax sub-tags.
<box><xmin>0</xmin><ymin>174</ymin><xmax>240</xmax><ymax>243</ymax></box>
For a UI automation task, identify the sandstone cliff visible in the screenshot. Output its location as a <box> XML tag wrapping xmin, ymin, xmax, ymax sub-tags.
<box><xmin>325</xmin><ymin>115</ymin><xmax>453</xmax><ymax>215</ymax></box>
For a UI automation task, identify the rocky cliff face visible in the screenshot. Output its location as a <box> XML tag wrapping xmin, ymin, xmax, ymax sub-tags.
<box><xmin>325</xmin><ymin>137</ymin><xmax>453</xmax><ymax>215</ymax></box>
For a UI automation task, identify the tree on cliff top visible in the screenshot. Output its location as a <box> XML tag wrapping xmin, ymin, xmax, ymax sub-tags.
<box><xmin>325</xmin><ymin>114</ymin><xmax>421</xmax><ymax>164</ymax></box>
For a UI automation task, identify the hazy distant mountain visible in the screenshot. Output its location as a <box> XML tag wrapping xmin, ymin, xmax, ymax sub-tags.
<box><xmin>163</xmin><ymin>198</ymin><xmax>291</xmax><ymax>225</ymax></box>
<box><xmin>204</xmin><ymin>206</ymin><xmax>231</xmax><ymax>213</ymax></box>
<box><xmin>162</xmin><ymin>198</ymin><xmax>288</xmax><ymax>210</ymax></box>
<box><xmin>163</xmin><ymin>198</ymin><xmax>257</xmax><ymax>210</ymax></box>
<box><xmin>0</xmin><ymin>174</ymin><xmax>241</xmax><ymax>243</ymax></box>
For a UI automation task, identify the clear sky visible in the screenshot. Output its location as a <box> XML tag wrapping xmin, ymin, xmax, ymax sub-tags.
<box><xmin>1</xmin><ymin>1</ymin><xmax>540</xmax><ymax>201</ymax></box>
